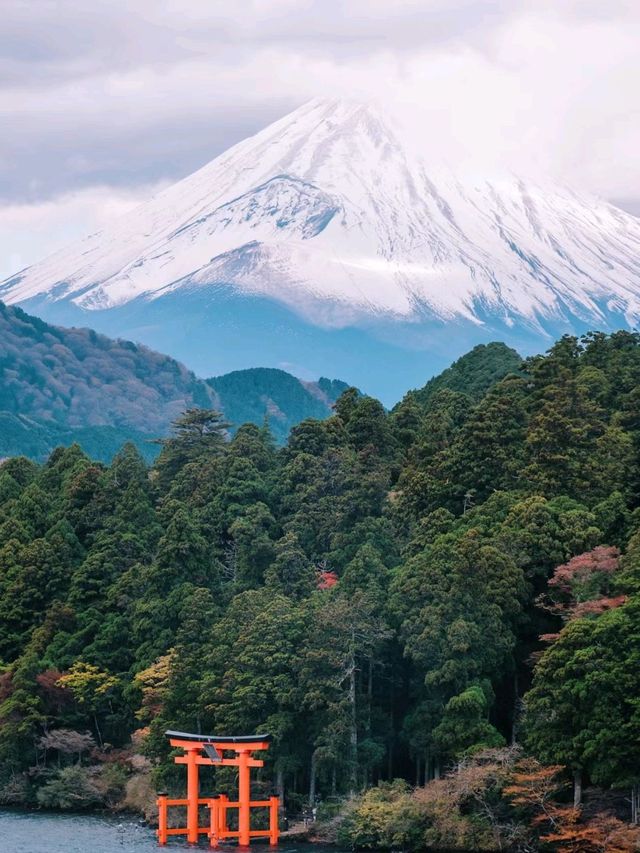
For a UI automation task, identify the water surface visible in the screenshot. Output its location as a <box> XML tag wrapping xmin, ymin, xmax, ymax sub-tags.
<box><xmin>0</xmin><ymin>810</ymin><xmax>347</xmax><ymax>853</ymax></box>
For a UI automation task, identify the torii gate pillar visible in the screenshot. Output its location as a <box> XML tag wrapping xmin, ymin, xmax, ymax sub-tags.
<box><xmin>238</xmin><ymin>748</ymin><xmax>251</xmax><ymax>845</ymax></box>
<box><xmin>186</xmin><ymin>744</ymin><xmax>200</xmax><ymax>843</ymax></box>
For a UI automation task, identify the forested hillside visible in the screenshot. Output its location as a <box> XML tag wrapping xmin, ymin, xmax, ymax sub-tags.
<box><xmin>0</xmin><ymin>331</ymin><xmax>639</xmax><ymax>849</ymax></box>
<box><xmin>0</xmin><ymin>301</ymin><xmax>216</xmax><ymax>461</ymax></box>
<box><xmin>0</xmin><ymin>302</ymin><xmax>344</xmax><ymax>460</ymax></box>
<box><xmin>207</xmin><ymin>369</ymin><xmax>349</xmax><ymax>444</ymax></box>
<box><xmin>398</xmin><ymin>341</ymin><xmax>523</xmax><ymax>410</ymax></box>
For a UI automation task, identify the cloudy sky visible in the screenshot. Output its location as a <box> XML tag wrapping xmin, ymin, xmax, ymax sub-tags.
<box><xmin>1</xmin><ymin>0</ymin><xmax>639</xmax><ymax>279</ymax></box>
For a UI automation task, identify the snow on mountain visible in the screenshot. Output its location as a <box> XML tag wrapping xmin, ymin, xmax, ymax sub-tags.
<box><xmin>2</xmin><ymin>98</ymin><xmax>640</xmax><ymax>400</ymax></box>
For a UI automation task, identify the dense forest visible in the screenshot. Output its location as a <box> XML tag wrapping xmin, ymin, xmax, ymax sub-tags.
<box><xmin>207</xmin><ymin>368</ymin><xmax>349</xmax><ymax>444</ymax></box>
<box><xmin>1</xmin><ymin>331</ymin><xmax>639</xmax><ymax>850</ymax></box>
<box><xmin>0</xmin><ymin>301</ymin><xmax>344</xmax><ymax>460</ymax></box>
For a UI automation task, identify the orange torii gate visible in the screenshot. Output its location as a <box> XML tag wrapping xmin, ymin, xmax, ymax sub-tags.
<box><xmin>157</xmin><ymin>730</ymin><xmax>279</xmax><ymax>847</ymax></box>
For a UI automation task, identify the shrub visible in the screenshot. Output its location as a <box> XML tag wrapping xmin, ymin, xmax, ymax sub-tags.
<box><xmin>0</xmin><ymin>772</ymin><xmax>29</xmax><ymax>805</ymax></box>
<box><xmin>96</xmin><ymin>762</ymin><xmax>128</xmax><ymax>807</ymax></box>
<box><xmin>337</xmin><ymin>780</ymin><xmax>413</xmax><ymax>849</ymax></box>
<box><xmin>36</xmin><ymin>766</ymin><xmax>103</xmax><ymax>810</ymax></box>
<box><xmin>338</xmin><ymin>750</ymin><xmax>518</xmax><ymax>851</ymax></box>
<box><xmin>316</xmin><ymin>799</ymin><xmax>343</xmax><ymax>822</ymax></box>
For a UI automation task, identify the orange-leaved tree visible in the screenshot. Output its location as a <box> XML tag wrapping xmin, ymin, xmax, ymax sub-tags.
<box><xmin>504</xmin><ymin>758</ymin><xmax>640</xmax><ymax>852</ymax></box>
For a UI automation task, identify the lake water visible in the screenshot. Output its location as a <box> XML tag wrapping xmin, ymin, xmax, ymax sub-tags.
<box><xmin>0</xmin><ymin>810</ymin><xmax>348</xmax><ymax>853</ymax></box>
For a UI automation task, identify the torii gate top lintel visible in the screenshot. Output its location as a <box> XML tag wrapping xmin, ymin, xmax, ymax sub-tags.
<box><xmin>166</xmin><ymin>729</ymin><xmax>272</xmax><ymax>753</ymax></box>
<box><xmin>165</xmin><ymin>729</ymin><xmax>273</xmax><ymax>744</ymax></box>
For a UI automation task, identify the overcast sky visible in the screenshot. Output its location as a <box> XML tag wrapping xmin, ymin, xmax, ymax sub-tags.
<box><xmin>1</xmin><ymin>0</ymin><xmax>640</xmax><ymax>279</ymax></box>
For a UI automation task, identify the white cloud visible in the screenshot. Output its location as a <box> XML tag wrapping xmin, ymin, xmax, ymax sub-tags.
<box><xmin>0</xmin><ymin>1</ymin><xmax>639</xmax><ymax>277</ymax></box>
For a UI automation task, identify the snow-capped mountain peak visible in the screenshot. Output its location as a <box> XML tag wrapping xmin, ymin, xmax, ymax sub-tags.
<box><xmin>2</xmin><ymin>98</ymin><xmax>640</xmax><ymax>400</ymax></box>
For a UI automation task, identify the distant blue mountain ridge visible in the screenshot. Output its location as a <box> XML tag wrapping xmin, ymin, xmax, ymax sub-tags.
<box><xmin>18</xmin><ymin>284</ymin><xmax>577</xmax><ymax>408</ymax></box>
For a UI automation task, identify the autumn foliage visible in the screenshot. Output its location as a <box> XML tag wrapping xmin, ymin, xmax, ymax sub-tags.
<box><xmin>505</xmin><ymin>759</ymin><xmax>640</xmax><ymax>852</ymax></box>
<box><xmin>541</xmin><ymin>546</ymin><xmax>624</xmax><ymax>623</ymax></box>
<box><xmin>316</xmin><ymin>569</ymin><xmax>339</xmax><ymax>589</ymax></box>
<box><xmin>542</xmin><ymin>811</ymin><xmax>640</xmax><ymax>853</ymax></box>
<box><xmin>549</xmin><ymin>546</ymin><xmax>621</xmax><ymax>592</ymax></box>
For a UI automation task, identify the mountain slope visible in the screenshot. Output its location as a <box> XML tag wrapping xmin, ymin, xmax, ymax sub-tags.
<box><xmin>0</xmin><ymin>301</ymin><xmax>217</xmax><ymax>461</ymax></box>
<box><xmin>207</xmin><ymin>368</ymin><xmax>349</xmax><ymax>444</ymax></box>
<box><xmin>2</xmin><ymin>98</ymin><xmax>640</xmax><ymax>402</ymax></box>
<box><xmin>399</xmin><ymin>342</ymin><xmax>523</xmax><ymax>410</ymax></box>
<box><xmin>0</xmin><ymin>302</ymin><xmax>346</xmax><ymax>460</ymax></box>
<box><xmin>0</xmin><ymin>413</ymin><xmax>159</xmax><ymax>465</ymax></box>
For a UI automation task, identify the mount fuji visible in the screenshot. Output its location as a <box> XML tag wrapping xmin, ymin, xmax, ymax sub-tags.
<box><xmin>3</xmin><ymin>98</ymin><xmax>640</xmax><ymax>403</ymax></box>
